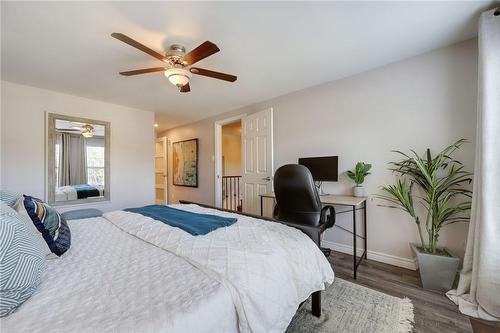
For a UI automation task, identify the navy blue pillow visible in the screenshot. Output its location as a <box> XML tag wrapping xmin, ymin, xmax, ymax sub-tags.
<box><xmin>21</xmin><ymin>195</ymin><xmax>71</xmax><ymax>256</ymax></box>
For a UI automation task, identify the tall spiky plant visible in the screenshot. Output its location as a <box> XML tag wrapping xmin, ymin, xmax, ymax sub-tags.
<box><xmin>376</xmin><ymin>139</ymin><xmax>472</xmax><ymax>255</ymax></box>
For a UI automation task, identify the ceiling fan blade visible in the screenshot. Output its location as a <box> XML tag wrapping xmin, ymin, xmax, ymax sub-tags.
<box><xmin>190</xmin><ymin>67</ymin><xmax>237</xmax><ymax>82</ymax></box>
<box><xmin>111</xmin><ymin>33</ymin><xmax>165</xmax><ymax>62</ymax></box>
<box><xmin>182</xmin><ymin>41</ymin><xmax>220</xmax><ymax>65</ymax></box>
<box><xmin>180</xmin><ymin>83</ymin><xmax>191</xmax><ymax>93</ymax></box>
<box><xmin>119</xmin><ymin>67</ymin><xmax>167</xmax><ymax>76</ymax></box>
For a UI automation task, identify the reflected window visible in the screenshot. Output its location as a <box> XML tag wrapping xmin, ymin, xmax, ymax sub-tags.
<box><xmin>55</xmin><ymin>143</ymin><xmax>60</xmax><ymax>186</ymax></box>
<box><xmin>86</xmin><ymin>145</ymin><xmax>105</xmax><ymax>185</ymax></box>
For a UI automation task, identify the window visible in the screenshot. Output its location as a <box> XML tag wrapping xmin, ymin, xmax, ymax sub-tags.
<box><xmin>86</xmin><ymin>146</ymin><xmax>105</xmax><ymax>185</ymax></box>
<box><xmin>55</xmin><ymin>143</ymin><xmax>60</xmax><ymax>187</ymax></box>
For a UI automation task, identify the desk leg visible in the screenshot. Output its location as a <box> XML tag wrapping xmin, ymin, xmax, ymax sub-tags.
<box><xmin>353</xmin><ymin>205</ymin><xmax>357</xmax><ymax>280</ymax></box>
<box><xmin>364</xmin><ymin>202</ymin><xmax>368</xmax><ymax>259</ymax></box>
<box><xmin>260</xmin><ymin>196</ymin><xmax>263</xmax><ymax>217</ymax></box>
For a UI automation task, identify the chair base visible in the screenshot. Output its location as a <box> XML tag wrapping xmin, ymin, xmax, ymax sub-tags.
<box><xmin>320</xmin><ymin>247</ymin><xmax>331</xmax><ymax>257</ymax></box>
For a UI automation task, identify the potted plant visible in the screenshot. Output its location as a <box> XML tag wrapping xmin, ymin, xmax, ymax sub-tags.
<box><xmin>346</xmin><ymin>162</ymin><xmax>372</xmax><ymax>197</ymax></box>
<box><xmin>376</xmin><ymin>139</ymin><xmax>472</xmax><ymax>291</ymax></box>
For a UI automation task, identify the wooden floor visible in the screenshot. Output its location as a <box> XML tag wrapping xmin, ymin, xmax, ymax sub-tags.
<box><xmin>328</xmin><ymin>251</ymin><xmax>500</xmax><ymax>333</ymax></box>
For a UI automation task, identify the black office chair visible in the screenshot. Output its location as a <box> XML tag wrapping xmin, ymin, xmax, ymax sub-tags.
<box><xmin>273</xmin><ymin>164</ymin><xmax>335</xmax><ymax>256</ymax></box>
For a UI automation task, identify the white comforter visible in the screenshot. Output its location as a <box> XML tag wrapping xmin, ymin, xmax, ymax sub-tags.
<box><xmin>104</xmin><ymin>204</ymin><xmax>334</xmax><ymax>333</ymax></box>
<box><xmin>1</xmin><ymin>217</ymin><xmax>238</xmax><ymax>333</ymax></box>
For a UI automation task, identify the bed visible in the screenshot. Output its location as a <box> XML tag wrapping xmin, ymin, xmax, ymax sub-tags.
<box><xmin>55</xmin><ymin>184</ymin><xmax>104</xmax><ymax>201</ymax></box>
<box><xmin>1</xmin><ymin>203</ymin><xmax>334</xmax><ymax>333</ymax></box>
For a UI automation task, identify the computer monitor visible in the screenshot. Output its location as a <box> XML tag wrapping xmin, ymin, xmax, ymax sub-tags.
<box><xmin>298</xmin><ymin>156</ymin><xmax>338</xmax><ymax>182</ymax></box>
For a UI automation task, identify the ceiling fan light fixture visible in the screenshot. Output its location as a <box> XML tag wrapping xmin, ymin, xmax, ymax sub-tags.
<box><xmin>81</xmin><ymin>124</ymin><xmax>94</xmax><ymax>138</ymax></box>
<box><xmin>164</xmin><ymin>68</ymin><xmax>191</xmax><ymax>87</ymax></box>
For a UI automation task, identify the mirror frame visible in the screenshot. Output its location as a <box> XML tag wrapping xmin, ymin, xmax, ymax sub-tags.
<box><xmin>47</xmin><ymin>113</ymin><xmax>111</xmax><ymax>206</ymax></box>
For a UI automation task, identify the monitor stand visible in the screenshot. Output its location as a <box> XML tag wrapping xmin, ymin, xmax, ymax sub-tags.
<box><xmin>315</xmin><ymin>182</ymin><xmax>328</xmax><ymax>196</ymax></box>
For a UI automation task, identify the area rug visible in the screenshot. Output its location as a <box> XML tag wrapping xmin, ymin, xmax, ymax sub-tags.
<box><xmin>286</xmin><ymin>278</ymin><xmax>414</xmax><ymax>333</ymax></box>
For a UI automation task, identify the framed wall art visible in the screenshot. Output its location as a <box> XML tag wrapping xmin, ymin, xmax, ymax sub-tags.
<box><xmin>172</xmin><ymin>138</ymin><xmax>198</xmax><ymax>187</ymax></box>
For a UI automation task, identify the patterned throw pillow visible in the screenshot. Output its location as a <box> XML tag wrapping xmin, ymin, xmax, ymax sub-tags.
<box><xmin>0</xmin><ymin>202</ymin><xmax>46</xmax><ymax>317</ymax></box>
<box><xmin>0</xmin><ymin>190</ymin><xmax>20</xmax><ymax>208</ymax></box>
<box><xmin>16</xmin><ymin>195</ymin><xmax>71</xmax><ymax>257</ymax></box>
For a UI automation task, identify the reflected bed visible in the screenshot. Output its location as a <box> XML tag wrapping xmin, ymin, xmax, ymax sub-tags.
<box><xmin>55</xmin><ymin>184</ymin><xmax>104</xmax><ymax>202</ymax></box>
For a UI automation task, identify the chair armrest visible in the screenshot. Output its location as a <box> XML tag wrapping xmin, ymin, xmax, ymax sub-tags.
<box><xmin>320</xmin><ymin>205</ymin><xmax>336</xmax><ymax>229</ymax></box>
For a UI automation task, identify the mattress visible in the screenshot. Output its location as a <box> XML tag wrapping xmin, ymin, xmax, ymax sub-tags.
<box><xmin>0</xmin><ymin>217</ymin><xmax>238</xmax><ymax>333</ymax></box>
<box><xmin>105</xmin><ymin>204</ymin><xmax>334</xmax><ymax>333</ymax></box>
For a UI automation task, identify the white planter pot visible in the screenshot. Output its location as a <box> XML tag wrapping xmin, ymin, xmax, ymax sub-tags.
<box><xmin>410</xmin><ymin>243</ymin><xmax>460</xmax><ymax>292</ymax></box>
<box><xmin>353</xmin><ymin>186</ymin><xmax>364</xmax><ymax>197</ymax></box>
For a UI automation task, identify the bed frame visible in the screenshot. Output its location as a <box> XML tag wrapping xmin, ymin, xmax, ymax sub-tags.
<box><xmin>179</xmin><ymin>200</ymin><xmax>330</xmax><ymax>317</ymax></box>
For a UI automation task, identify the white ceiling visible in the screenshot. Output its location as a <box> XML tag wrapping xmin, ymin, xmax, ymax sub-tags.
<box><xmin>1</xmin><ymin>1</ymin><xmax>495</xmax><ymax>131</ymax></box>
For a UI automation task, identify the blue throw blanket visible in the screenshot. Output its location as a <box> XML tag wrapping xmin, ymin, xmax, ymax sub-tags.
<box><xmin>124</xmin><ymin>205</ymin><xmax>237</xmax><ymax>236</ymax></box>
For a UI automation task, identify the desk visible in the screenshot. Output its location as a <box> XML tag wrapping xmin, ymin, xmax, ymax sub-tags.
<box><xmin>259</xmin><ymin>193</ymin><xmax>368</xmax><ymax>279</ymax></box>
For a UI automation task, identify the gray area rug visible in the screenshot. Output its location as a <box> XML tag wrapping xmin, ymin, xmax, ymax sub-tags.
<box><xmin>287</xmin><ymin>278</ymin><xmax>414</xmax><ymax>333</ymax></box>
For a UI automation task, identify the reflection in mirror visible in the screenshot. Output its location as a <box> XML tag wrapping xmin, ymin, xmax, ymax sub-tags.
<box><xmin>47</xmin><ymin>114</ymin><xmax>110</xmax><ymax>205</ymax></box>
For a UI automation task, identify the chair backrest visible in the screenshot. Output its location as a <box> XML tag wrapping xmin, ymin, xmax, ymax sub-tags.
<box><xmin>273</xmin><ymin>164</ymin><xmax>322</xmax><ymax>226</ymax></box>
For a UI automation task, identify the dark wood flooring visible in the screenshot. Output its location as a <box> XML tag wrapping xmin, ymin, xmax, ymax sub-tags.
<box><xmin>328</xmin><ymin>251</ymin><xmax>500</xmax><ymax>333</ymax></box>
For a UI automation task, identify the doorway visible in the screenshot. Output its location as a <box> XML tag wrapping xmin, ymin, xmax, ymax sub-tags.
<box><xmin>221</xmin><ymin>121</ymin><xmax>242</xmax><ymax>211</ymax></box>
<box><xmin>214</xmin><ymin>108</ymin><xmax>274</xmax><ymax>214</ymax></box>
<box><xmin>155</xmin><ymin>136</ymin><xmax>168</xmax><ymax>204</ymax></box>
<box><xmin>215</xmin><ymin>114</ymin><xmax>245</xmax><ymax>211</ymax></box>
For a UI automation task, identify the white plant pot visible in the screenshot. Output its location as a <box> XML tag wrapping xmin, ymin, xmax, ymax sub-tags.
<box><xmin>410</xmin><ymin>243</ymin><xmax>460</xmax><ymax>292</ymax></box>
<box><xmin>353</xmin><ymin>186</ymin><xmax>365</xmax><ymax>197</ymax></box>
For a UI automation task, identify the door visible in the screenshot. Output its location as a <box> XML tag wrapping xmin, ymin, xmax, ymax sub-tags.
<box><xmin>155</xmin><ymin>136</ymin><xmax>167</xmax><ymax>204</ymax></box>
<box><xmin>241</xmin><ymin>108</ymin><xmax>273</xmax><ymax>215</ymax></box>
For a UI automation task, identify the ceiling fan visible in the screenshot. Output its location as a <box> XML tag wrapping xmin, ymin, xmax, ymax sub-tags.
<box><xmin>111</xmin><ymin>33</ymin><xmax>237</xmax><ymax>93</ymax></box>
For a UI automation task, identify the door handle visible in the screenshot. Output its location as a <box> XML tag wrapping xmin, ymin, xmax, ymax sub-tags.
<box><xmin>262</xmin><ymin>177</ymin><xmax>271</xmax><ymax>181</ymax></box>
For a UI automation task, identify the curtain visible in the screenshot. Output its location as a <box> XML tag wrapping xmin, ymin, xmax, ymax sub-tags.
<box><xmin>58</xmin><ymin>133</ymin><xmax>88</xmax><ymax>186</ymax></box>
<box><xmin>446</xmin><ymin>8</ymin><xmax>500</xmax><ymax>321</ymax></box>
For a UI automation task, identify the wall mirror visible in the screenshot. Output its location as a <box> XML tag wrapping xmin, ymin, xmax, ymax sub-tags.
<box><xmin>47</xmin><ymin>113</ymin><xmax>110</xmax><ymax>206</ymax></box>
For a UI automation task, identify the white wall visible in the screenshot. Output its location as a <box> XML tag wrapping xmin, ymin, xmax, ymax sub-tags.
<box><xmin>1</xmin><ymin>81</ymin><xmax>155</xmax><ymax>212</ymax></box>
<box><xmin>160</xmin><ymin>39</ymin><xmax>478</xmax><ymax>267</ymax></box>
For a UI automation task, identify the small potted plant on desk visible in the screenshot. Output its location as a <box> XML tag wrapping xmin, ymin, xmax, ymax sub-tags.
<box><xmin>375</xmin><ymin>139</ymin><xmax>472</xmax><ymax>292</ymax></box>
<box><xmin>346</xmin><ymin>162</ymin><xmax>372</xmax><ymax>197</ymax></box>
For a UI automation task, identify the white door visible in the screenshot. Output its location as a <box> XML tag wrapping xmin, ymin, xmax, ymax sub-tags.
<box><xmin>241</xmin><ymin>108</ymin><xmax>273</xmax><ymax>215</ymax></box>
<box><xmin>155</xmin><ymin>137</ymin><xmax>168</xmax><ymax>204</ymax></box>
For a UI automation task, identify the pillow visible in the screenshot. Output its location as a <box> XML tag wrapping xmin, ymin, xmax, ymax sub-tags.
<box><xmin>0</xmin><ymin>202</ymin><xmax>47</xmax><ymax>317</ymax></box>
<box><xmin>15</xmin><ymin>195</ymin><xmax>71</xmax><ymax>257</ymax></box>
<box><xmin>0</xmin><ymin>190</ymin><xmax>20</xmax><ymax>208</ymax></box>
<box><xmin>1</xmin><ymin>203</ymin><xmax>47</xmax><ymax>256</ymax></box>
<box><xmin>13</xmin><ymin>198</ymin><xmax>53</xmax><ymax>258</ymax></box>
<box><xmin>1</xmin><ymin>201</ymin><xmax>20</xmax><ymax>218</ymax></box>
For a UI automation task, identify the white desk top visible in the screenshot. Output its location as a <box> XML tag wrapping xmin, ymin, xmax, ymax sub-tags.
<box><xmin>260</xmin><ymin>192</ymin><xmax>367</xmax><ymax>206</ymax></box>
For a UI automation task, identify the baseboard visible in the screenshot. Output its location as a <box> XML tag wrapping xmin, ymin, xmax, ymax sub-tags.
<box><xmin>321</xmin><ymin>240</ymin><xmax>417</xmax><ymax>270</ymax></box>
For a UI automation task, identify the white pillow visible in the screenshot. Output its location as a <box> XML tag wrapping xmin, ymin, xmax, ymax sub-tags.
<box><xmin>0</xmin><ymin>189</ymin><xmax>20</xmax><ymax>208</ymax></box>
<box><xmin>0</xmin><ymin>202</ymin><xmax>47</xmax><ymax>317</ymax></box>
